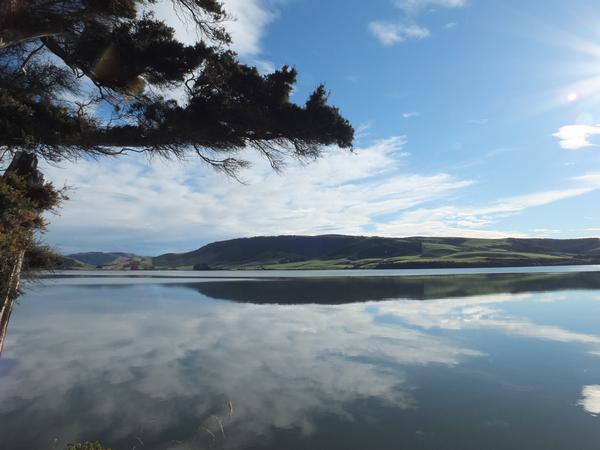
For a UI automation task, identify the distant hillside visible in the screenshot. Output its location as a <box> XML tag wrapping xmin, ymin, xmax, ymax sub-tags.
<box><xmin>151</xmin><ymin>235</ymin><xmax>600</xmax><ymax>270</ymax></box>
<box><xmin>65</xmin><ymin>252</ymin><xmax>152</xmax><ymax>270</ymax></box>
<box><xmin>58</xmin><ymin>256</ymin><xmax>93</xmax><ymax>270</ymax></box>
<box><xmin>66</xmin><ymin>252</ymin><xmax>133</xmax><ymax>266</ymax></box>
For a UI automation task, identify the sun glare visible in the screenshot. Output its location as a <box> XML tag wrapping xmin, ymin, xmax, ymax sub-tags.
<box><xmin>525</xmin><ymin>22</ymin><xmax>600</xmax><ymax>116</ymax></box>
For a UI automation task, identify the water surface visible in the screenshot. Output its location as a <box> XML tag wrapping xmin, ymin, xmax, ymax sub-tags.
<box><xmin>3</xmin><ymin>269</ymin><xmax>600</xmax><ymax>449</ymax></box>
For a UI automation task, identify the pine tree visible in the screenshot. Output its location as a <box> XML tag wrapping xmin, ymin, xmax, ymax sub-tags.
<box><xmin>0</xmin><ymin>0</ymin><xmax>354</xmax><ymax>302</ymax></box>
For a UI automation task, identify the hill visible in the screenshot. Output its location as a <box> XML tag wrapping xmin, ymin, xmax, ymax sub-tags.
<box><xmin>63</xmin><ymin>252</ymin><xmax>153</xmax><ymax>270</ymax></box>
<box><xmin>66</xmin><ymin>252</ymin><xmax>135</xmax><ymax>266</ymax></box>
<box><xmin>150</xmin><ymin>235</ymin><xmax>600</xmax><ymax>270</ymax></box>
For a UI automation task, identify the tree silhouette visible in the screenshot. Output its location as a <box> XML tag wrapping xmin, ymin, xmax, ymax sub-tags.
<box><xmin>0</xmin><ymin>0</ymin><xmax>353</xmax><ymax>172</ymax></box>
<box><xmin>0</xmin><ymin>0</ymin><xmax>353</xmax><ymax>302</ymax></box>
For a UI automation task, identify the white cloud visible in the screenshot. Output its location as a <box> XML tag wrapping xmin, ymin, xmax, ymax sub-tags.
<box><xmin>153</xmin><ymin>0</ymin><xmax>276</xmax><ymax>58</ymax></box>
<box><xmin>41</xmin><ymin>136</ymin><xmax>600</xmax><ymax>254</ymax></box>
<box><xmin>220</xmin><ymin>0</ymin><xmax>276</xmax><ymax>57</ymax></box>
<box><xmin>374</xmin><ymin>206</ymin><xmax>520</xmax><ymax>238</ymax></box>
<box><xmin>403</xmin><ymin>111</ymin><xmax>420</xmax><ymax>118</ymax></box>
<box><xmin>371</xmin><ymin>0</ymin><xmax>466</xmax><ymax>46</ymax></box>
<box><xmin>393</xmin><ymin>0</ymin><xmax>466</xmax><ymax>11</ymax></box>
<box><xmin>355</xmin><ymin>121</ymin><xmax>373</xmax><ymax>139</ymax></box>
<box><xmin>369</xmin><ymin>22</ymin><xmax>430</xmax><ymax>45</ymax></box>
<box><xmin>574</xmin><ymin>172</ymin><xmax>600</xmax><ymax>185</ymax></box>
<box><xmin>373</xmin><ymin>173</ymin><xmax>600</xmax><ymax>238</ymax></box>
<box><xmin>553</xmin><ymin>124</ymin><xmax>600</xmax><ymax>150</ymax></box>
<box><xmin>42</xmin><ymin>138</ymin><xmax>474</xmax><ymax>253</ymax></box>
<box><xmin>472</xmin><ymin>186</ymin><xmax>599</xmax><ymax>216</ymax></box>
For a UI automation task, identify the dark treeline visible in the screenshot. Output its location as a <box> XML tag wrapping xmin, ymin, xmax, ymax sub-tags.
<box><xmin>171</xmin><ymin>271</ymin><xmax>600</xmax><ymax>304</ymax></box>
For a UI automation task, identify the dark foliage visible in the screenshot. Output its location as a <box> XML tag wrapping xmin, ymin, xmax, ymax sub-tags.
<box><xmin>0</xmin><ymin>0</ymin><xmax>354</xmax><ymax>172</ymax></box>
<box><xmin>151</xmin><ymin>235</ymin><xmax>600</xmax><ymax>269</ymax></box>
<box><xmin>0</xmin><ymin>152</ymin><xmax>64</xmax><ymax>299</ymax></box>
<box><xmin>22</xmin><ymin>243</ymin><xmax>64</xmax><ymax>270</ymax></box>
<box><xmin>66</xmin><ymin>442</ymin><xmax>111</xmax><ymax>450</ymax></box>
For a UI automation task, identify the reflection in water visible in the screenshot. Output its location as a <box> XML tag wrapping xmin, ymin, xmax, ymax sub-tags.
<box><xmin>580</xmin><ymin>386</ymin><xmax>600</xmax><ymax>415</ymax></box>
<box><xmin>182</xmin><ymin>271</ymin><xmax>600</xmax><ymax>304</ymax></box>
<box><xmin>0</xmin><ymin>293</ymin><xmax>482</xmax><ymax>449</ymax></box>
<box><xmin>2</xmin><ymin>272</ymin><xmax>600</xmax><ymax>449</ymax></box>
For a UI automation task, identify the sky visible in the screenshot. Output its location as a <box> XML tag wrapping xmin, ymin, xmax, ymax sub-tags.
<box><xmin>42</xmin><ymin>0</ymin><xmax>600</xmax><ymax>255</ymax></box>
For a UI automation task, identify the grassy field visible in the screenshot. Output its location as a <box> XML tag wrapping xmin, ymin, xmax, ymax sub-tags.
<box><xmin>226</xmin><ymin>252</ymin><xmax>576</xmax><ymax>270</ymax></box>
<box><xmin>64</xmin><ymin>235</ymin><xmax>600</xmax><ymax>270</ymax></box>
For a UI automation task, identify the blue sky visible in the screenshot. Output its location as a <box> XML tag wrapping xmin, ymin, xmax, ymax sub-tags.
<box><xmin>44</xmin><ymin>0</ymin><xmax>600</xmax><ymax>254</ymax></box>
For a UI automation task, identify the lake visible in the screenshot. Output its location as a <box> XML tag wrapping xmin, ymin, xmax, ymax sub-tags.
<box><xmin>3</xmin><ymin>268</ymin><xmax>600</xmax><ymax>449</ymax></box>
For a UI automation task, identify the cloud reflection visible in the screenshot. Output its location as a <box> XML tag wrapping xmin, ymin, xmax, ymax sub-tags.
<box><xmin>375</xmin><ymin>293</ymin><xmax>600</xmax><ymax>347</ymax></box>
<box><xmin>579</xmin><ymin>385</ymin><xmax>600</xmax><ymax>416</ymax></box>
<box><xmin>0</xmin><ymin>286</ymin><xmax>481</xmax><ymax>449</ymax></box>
<box><xmin>2</xmin><ymin>280</ymin><xmax>600</xmax><ymax>449</ymax></box>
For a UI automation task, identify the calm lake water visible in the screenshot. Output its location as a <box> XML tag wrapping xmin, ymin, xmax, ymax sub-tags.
<box><xmin>3</xmin><ymin>268</ymin><xmax>600</xmax><ymax>449</ymax></box>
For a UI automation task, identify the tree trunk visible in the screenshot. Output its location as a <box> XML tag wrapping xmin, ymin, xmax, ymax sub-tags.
<box><xmin>0</xmin><ymin>151</ymin><xmax>42</xmax><ymax>355</ymax></box>
<box><xmin>0</xmin><ymin>249</ymin><xmax>23</xmax><ymax>354</ymax></box>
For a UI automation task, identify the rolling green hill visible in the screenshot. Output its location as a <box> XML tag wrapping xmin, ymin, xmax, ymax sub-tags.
<box><xmin>149</xmin><ymin>235</ymin><xmax>600</xmax><ymax>270</ymax></box>
<box><xmin>63</xmin><ymin>252</ymin><xmax>153</xmax><ymax>270</ymax></box>
<box><xmin>66</xmin><ymin>252</ymin><xmax>135</xmax><ymax>266</ymax></box>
